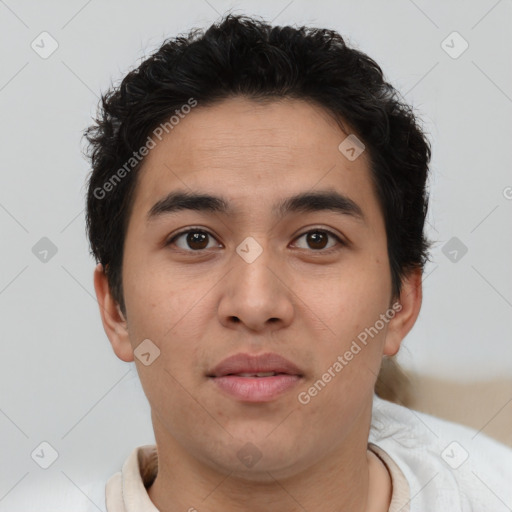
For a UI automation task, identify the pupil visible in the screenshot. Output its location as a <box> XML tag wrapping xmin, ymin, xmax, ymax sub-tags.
<box><xmin>188</xmin><ymin>231</ymin><xmax>208</xmax><ymax>250</ymax></box>
<box><xmin>308</xmin><ymin>231</ymin><xmax>327</xmax><ymax>249</ymax></box>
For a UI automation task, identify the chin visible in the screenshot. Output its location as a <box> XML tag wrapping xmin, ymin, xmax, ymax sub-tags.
<box><xmin>200</xmin><ymin>436</ymin><xmax>308</xmax><ymax>481</ymax></box>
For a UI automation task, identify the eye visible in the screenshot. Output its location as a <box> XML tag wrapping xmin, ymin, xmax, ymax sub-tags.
<box><xmin>166</xmin><ymin>228</ymin><xmax>221</xmax><ymax>251</ymax></box>
<box><xmin>293</xmin><ymin>228</ymin><xmax>345</xmax><ymax>252</ymax></box>
<box><xmin>165</xmin><ymin>227</ymin><xmax>346</xmax><ymax>253</ymax></box>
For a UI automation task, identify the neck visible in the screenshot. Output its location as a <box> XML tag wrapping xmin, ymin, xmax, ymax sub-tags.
<box><xmin>146</xmin><ymin>410</ymin><xmax>391</xmax><ymax>512</ymax></box>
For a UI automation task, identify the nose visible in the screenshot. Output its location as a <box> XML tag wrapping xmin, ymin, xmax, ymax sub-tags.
<box><xmin>217</xmin><ymin>241</ymin><xmax>294</xmax><ymax>333</ymax></box>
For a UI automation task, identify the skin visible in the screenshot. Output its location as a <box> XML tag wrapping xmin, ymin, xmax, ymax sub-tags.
<box><xmin>94</xmin><ymin>96</ymin><xmax>422</xmax><ymax>512</ymax></box>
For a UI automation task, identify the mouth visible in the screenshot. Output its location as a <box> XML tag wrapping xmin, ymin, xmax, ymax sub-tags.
<box><xmin>207</xmin><ymin>352</ymin><xmax>304</xmax><ymax>403</ymax></box>
<box><xmin>224</xmin><ymin>371</ymin><xmax>289</xmax><ymax>377</ymax></box>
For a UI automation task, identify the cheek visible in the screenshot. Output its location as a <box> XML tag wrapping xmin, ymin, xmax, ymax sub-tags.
<box><xmin>127</xmin><ymin>302</ymin><xmax>206</xmax><ymax>424</ymax></box>
<box><xmin>123</xmin><ymin>256</ymin><xmax>201</xmax><ymax>336</ymax></box>
<box><xmin>306</xmin><ymin>253</ymin><xmax>390</xmax><ymax>333</ymax></box>
<box><xmin>123</xmin><ymin>262</ymin><xmax>210</xmax><ymax>369</ymax></box>
<box><xmin>298</xmin><ymin>252</ymin><xmax>391</xmax><ymax>383</ymax></box>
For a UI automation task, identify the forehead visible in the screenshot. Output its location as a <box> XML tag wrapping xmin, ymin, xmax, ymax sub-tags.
<box><xmin>143</xmin><ymin>97</ymin><xmax>357</xmax><ymax>167</ymax></box>
<box><xmin>130</xmin><ymin>96</ymin><xmax>379</xmax><ymax>223</ymax></box>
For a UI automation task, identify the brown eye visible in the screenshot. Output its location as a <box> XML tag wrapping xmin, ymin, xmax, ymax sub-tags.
<box><xmin>185</xmin><ymin>231</ymin><xmax>209</xmax><ymax>250</ymax></box>
<box><xmin>294</xmin><ymin>229</ymin><xmax>343</xmax><ymax>252</ymax></box>
<box><xmin>167</xmin><ymin>229</ymin><xmax>219</xmax><ymax>251</ymax></box>
<box><xmin>306</xmin><ymin>231</ymin><xmax>328</xmax><ymax>249</ymax></box>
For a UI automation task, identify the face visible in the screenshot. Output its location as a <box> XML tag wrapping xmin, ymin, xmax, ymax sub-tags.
<box><xmin>95</xmin><ymin>96</ymin><xmax>420</xmax><ymax>481</ymax></box>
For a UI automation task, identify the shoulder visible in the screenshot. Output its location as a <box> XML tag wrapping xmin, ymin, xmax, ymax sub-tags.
<box><xmin>369</xmin><ymin>394</ymin><xmax>512</xmax><ymax>511</ymax></box>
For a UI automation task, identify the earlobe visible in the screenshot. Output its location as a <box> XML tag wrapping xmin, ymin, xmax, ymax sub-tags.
<box><xmin>383</xmin><ymin>268</ymin><xmax>423</xmax><ymax>356</ymax></box>
<box><xmin>93</xmin><ymin>263</ymin><xmax>134</xmax><ymax>362</ymax></box>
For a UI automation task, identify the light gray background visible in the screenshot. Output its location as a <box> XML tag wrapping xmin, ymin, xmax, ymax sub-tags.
<box><xmin>0</xmin><ymin>0</ymin><xmax>511</xmax><ymax>509</ymax></box>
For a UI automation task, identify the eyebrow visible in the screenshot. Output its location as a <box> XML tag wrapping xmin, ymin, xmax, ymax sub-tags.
<box><xmin>146</xmin><ymin>189</ymin><xmax>365</xmax><ymax>223</ymax></box>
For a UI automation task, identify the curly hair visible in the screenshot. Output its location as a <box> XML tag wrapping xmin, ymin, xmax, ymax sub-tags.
<box><xmin>84</xmin><ymin>13</ymin><xmax>432</xmax><ymax>327</ymax></box>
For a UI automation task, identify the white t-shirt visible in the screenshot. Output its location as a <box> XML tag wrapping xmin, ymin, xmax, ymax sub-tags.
<box><xmin>9</xmin><ymin>395</ymin><xmax>511</xmax><ymax>511</ymax></box>
<box><xmin>368</xmin><ymin>395</ymin><xmax>512</xmax><ymax>510</ymax></box>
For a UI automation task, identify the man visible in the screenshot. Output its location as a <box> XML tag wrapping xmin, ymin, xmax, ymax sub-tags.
<box><xmin>85</xmin><ymin>13</ymin><xmax>512</xmax><ymax>512</ymax></box>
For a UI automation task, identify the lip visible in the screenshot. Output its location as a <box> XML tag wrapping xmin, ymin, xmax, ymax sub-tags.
<box><xmin>207</xmin><ymin>352</ymin><xmax>304</xmax><ymax>403</ymax></box>
<box><xmin>211</xmin><ymin>374</ymin><xmax>302</xmax><ymax>402</ymax></box>
<box><xmin>208</xmin><ymin>352</ymin><xmax>304</xmax><ymax>378</ymax></box>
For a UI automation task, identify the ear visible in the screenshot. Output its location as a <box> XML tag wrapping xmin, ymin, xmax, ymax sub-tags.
<box><xmin>383</xmin><ymin>268</ymin><xmax>423</xmax><ymax>356</ymax></box>
<box><xmin>93</xmin><ymin>263</ymin><xmax>134</xmax><ymax>362</ymax></box>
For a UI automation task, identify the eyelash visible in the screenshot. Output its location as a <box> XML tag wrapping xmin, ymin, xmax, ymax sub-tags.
<box><xmin>165</xmin><ymin>227</ymin><xmax>346</xmax><ymax>254</ymax></box>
